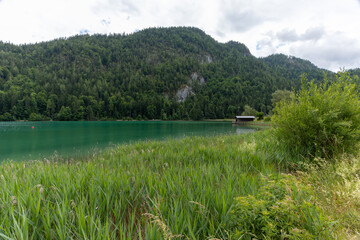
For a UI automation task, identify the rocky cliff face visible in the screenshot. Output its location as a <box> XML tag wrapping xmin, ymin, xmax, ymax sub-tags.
<box><xmin>175</xmin><ymin>72</ymin><xmax>206</xmax><ymax>102</ymax></box>
<box><xmin>176</xmin><ymin>85</ymin><xmax>193</xmax><ymax>102</ymax></box>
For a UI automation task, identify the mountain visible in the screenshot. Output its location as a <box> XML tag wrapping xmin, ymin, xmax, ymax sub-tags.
<box><xmin>261</xmin><ymin>54</ymin><xmax>331</xmax><ymax>89</ymax></box>
<box><xmin>349</xmin><ymin>68</ymin><xmax>360</xmax><ymax>78</ymax></box>
<box><xmin>0</xmin><ymin>27</ymin><xmax>331</xmax><ymax>121</ymax></box>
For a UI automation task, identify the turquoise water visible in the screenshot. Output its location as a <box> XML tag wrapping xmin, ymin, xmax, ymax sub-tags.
<box><xmin>0</xmin><ymin>121</ymin><xmax>258</xmax><ymax>161</ymax></box>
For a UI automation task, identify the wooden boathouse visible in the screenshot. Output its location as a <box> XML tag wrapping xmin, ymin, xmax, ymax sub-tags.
<box><xmin>233</xmin><ymin>116</ymin><xmax>256</xmax><ymax>124</ymax></box>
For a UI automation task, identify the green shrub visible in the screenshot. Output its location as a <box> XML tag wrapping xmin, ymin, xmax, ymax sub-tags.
<box><xmin>229</xmin><ymin>174</ymin><xmax>336</xmax><ymax>239</ymax></box>
<box><xmin>271</xmin><ymin>89</ymin><xmax>293</xmax><ymax>108</ymax></box>
<box><xmin>242</xmin><ymin>104</ymin><xmax>258</xmax><ymax>116</ymax></box>
<box><xmin>256</xmin><ymin>112</ymin><xmax>264</xmax><ymax>120</ymax></box>
<box><xmin>272</xmin><ymin>73</ymin><xmax>360</xmax><ymax>159</ymax></box>
<box><xmin>264</xmin><ymin>116</ymin><xmax>271</xmax><ymax>122</ymax></box>
<box><xmin>0</xmin><ymin>112</ymin><xmax>14</xmax><ymax>121</ymax></box>
<box><xmin>57</xmin><ymin>106</ymin><xmax>73</xmax><ymax>121</ymax></box>
<box><xmin>29</xmin><ymin>112</ymin><xmax>49</xmax><ymax>121</ymax></box>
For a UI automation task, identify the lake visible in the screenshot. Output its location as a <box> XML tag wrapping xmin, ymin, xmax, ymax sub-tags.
<box><xmin>0</xmin><ymin>121</ymin><xmax>259</xmax><ymax>162</ymax></box>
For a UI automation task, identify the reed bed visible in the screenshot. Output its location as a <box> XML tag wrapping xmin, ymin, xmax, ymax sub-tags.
<box><xmin>0</xmin><ymin>131</ymin><xmax>348</xmax><ymax>239</ymax></box>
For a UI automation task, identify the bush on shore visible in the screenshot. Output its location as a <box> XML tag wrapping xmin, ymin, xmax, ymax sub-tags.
<box><xmin>272</xmin><ymin>72</ymin><xmax>360</xmax><ymax>160</ymax></box>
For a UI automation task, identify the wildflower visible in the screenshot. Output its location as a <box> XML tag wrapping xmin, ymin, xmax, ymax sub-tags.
<box><xmin>11</xmin><ymin>196</ymin><xmax>17</xmax><ymax>205</ymax></box>
<box><xmin>70</xmin><ymin>200</ymin><xmax>76</xmax><ymax>208</ymax></box>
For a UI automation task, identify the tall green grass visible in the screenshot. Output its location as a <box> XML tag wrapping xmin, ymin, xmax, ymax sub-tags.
<box><xmin>298</xmin><ymin>156</ymin><xmax>360</xmax><ymax>239</ymax></box>
<box><xmin>0</xmin><ymin>131</ymin><xmax>340</xmax><ymax>239</ymax></box>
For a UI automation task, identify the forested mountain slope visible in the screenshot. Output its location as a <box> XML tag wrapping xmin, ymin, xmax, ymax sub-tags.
<box><xmin>261</xmin><ymin>54</ymin><xmax>331</xmax><ymax>89</ymax></box>
<box><xmin>0</xmin><ymin>27</ymin><xmax>331</xmax><ymax>121</ymax></box>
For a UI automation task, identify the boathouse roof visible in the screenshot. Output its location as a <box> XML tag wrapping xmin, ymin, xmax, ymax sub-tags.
<box><xmin>235</xmin><ymin>116</ymin><xmax>256</xmax><ymax>122</ymax></box>
<box><xmin>235</xmin><ymin>116</ymin><xmax>256</xmax><ymax>119</ymax></box>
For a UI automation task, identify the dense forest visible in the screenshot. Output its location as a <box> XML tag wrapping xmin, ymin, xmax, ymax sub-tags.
<box><xmin>0</xmin><ymin>27</ymin><xmax>332</xmax><ymax>121</ymax></box>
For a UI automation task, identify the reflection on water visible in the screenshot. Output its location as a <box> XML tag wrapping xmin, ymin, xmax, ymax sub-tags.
<box><xmin>0</xmin><ymin>121</ymin><xmax>259</xmax><ymax>161</ymax></box>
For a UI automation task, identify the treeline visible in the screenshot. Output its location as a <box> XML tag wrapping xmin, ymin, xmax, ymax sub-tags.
<box><xmin>0</xmin><ymin>27</ymin><xmax>330</xmax><ymax>121</ymax></box>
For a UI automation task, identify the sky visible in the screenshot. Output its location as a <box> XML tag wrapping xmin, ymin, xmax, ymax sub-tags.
<box><xmin>0</xmin><ymin>0</ymin><xmax>359</xmax><ymax>72</ymax></box>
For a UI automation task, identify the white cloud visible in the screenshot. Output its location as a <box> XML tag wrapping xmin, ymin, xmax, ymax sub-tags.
<box><xmin>276</xmin><ymin>27</ymin><xmax>325</xmax><ymax>43</ymax></box>
<box><xmin>93</xmin><ymin>0</ymin><xmax>139</xmax><ymax>15</ymax></box>
<box><xmin>290</xmin><ymin>32</ymin><xmax>360</xmax><ymax>71</ymax></box>
<box><xmin>0</xmin><ymin>0</ymin><xmax>359</xmax><ymax>71</ymax></box>
<box><xmin>220</xmin><ymin>8</ymin><xmax>265</xmax><ymax>33</ymax></box>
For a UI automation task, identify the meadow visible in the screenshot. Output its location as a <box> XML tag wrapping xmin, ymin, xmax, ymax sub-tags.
<box><xmin>0</xmin><ymin>130</ymin><xmax>359</xmax><ymax>239</ymax></box>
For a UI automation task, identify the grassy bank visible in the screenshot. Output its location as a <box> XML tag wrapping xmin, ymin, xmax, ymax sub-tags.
<box><xmin>0</xmin><ymin>131</ymin><xmax>359</xmax><ymax>239</ymax></box>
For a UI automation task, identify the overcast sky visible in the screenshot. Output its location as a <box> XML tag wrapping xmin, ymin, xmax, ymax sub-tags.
<box><xmin>0</xmin><ymin>0</ymin><xmax>359</xmax><ymax>71</ymax></box>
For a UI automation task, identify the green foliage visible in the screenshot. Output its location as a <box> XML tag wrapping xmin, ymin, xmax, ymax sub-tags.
<box><xmin>348</xmin><ymin>68</ymin><xmax>360</xmax><ymax>83</ymax></box>
<box><xmin>271</xmin><ymin>89</ymin><xmax>293</xmax><ymax>108</ymax></box>
<box><xmin>229</xmin><ymin>174</ymin><xmax>336</xmax><ymax>239</ymax></box>
<box><xmin>263</xmin><ymin>54</ymin><xmax>331</xmax><ymax>90</ymax></box>
<box><xmin>272</xmin><ymin>73</ymin><xmax>360</xmax><ymax>159</ymax></box>
<box><xmin>189</xmin><ymin>103</ymin><xmax>203</xmax><ymax>120</ymax></box>
<box><xmin>242</xmin><ymin>104</ymin><xmax>258</xmax><ymax>116</ymax></box>
<box><xmin>57</xmin><ymin>106</ymin><xmax>73</xmax><ymax>121</ymax></box>
<box><xmin>264</xmin><ymin>116</ymin><xmax>271</xmax><ymax>122</ymax></box>
<box><xmin>256</xmin><ymin>111</ymin><xmax>264</xmax><ymax>120</ymax></box>
<box><xmin>302</xmin><ymin>156</ymin><xmax>360</xmax><ymax>239</ymax></box>
<box><xmin>0</xmin><ymin>112</ymin><xmax>14</xmax><ymax>121</ymax></box>
<box><xmin>29</xmin><ymin>112</ymin><xmax>49</xmax><ymax>121</ymax></box>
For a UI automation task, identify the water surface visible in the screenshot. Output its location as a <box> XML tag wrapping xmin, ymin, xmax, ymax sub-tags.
<box><xmin>0</xmin><ymin>121</ymin><xmax>258</xmax><ymax>161</ymax></box>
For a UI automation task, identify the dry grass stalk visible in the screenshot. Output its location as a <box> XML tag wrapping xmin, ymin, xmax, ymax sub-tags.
<box><xmin>143</xmin><ymin>213</ymin><xmax>183</xmax><ymax>240</ymax></box>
